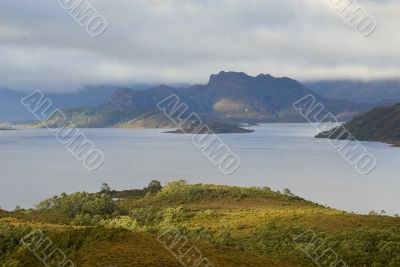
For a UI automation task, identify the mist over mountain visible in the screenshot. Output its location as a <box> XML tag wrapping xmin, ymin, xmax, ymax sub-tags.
<box><xmin>0</xmin><ymin>85</ymin><xmax>151</xmax><ymax>122</ymax></box>
<box><xmin>104</xmin><ymin>71</ymin><xmax>370</xmax><ymax>123</ymax></box>
<box><xmin>33</xmin><ymin>72</ymin><xmax>371</xmax><ymax>131</ymax></box>
<box><xmin>306</xmin><ymin>80</ymin><xmax>400</xmax><ymax>104</ymax></box>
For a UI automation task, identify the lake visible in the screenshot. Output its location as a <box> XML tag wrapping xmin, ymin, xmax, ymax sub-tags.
<box><xmin>0</xmin><ymin>123</ymin><xmax>399</xmax><ymax>214</ymax></box>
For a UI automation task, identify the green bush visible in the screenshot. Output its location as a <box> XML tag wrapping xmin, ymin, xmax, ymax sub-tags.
<box><xmin>101</xmin><ymin>216</ymin><xmax>141</xmax><ymax>232</ymax></box>
<box><xmin>36</xmin><ymin>192</ymin><xmax>117</xmax><ymax>218</ymax></box>
<box><xmin>0</xmin><ymin>224</ymin><xmax>32</xmax><ymax>259</ymax></box>
<box><xmin>162</xmin><ymin>206</ymin><xmax>187</xmax><ymax>224</ymax></box>
<box><xmin>129</xmin><ymin>207</ymin><xmax>163</xmax><ymax>226</ymax></box>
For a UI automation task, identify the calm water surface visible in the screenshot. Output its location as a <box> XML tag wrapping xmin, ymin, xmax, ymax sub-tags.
<box><xmin>0</xmin><ymin>124</ymin><xmax>399</xmax><ymax>214</ymax></box>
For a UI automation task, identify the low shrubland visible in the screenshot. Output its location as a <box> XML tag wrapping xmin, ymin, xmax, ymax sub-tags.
<box><xmin>1</xmin><ymin>180</ymin><xmax>400</xmax><ymax>266</ymax></box>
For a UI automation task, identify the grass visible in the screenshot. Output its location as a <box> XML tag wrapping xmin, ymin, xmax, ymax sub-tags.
<box><xmin>1</xmin><ymin>180</ymin><xmax>400</xmax><ymax>266</ymax></box>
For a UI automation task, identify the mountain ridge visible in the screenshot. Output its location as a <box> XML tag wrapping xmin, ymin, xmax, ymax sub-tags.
<box><xmin>29</xmin><ymin>72</ymin><xmax>372</xmax><ymax>132</ymax></box>
<box><xmin>316</xmin><ymin>103</ymin><xmax>400</xmax><ymax>146</ymax></box>
<box><xmin>306</xmin><ymin>80</ymin><xmax>400</xmax><ymax>104</ymax></box>
<box><xmin>102</xmin><ymin>71</ymin><xmax>370</xmax><ymax>123</ymax></box>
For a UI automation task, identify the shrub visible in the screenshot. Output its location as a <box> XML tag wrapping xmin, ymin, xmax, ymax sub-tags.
<box><xmin>129</xmin><ymin>207</ymin><xmax>163</xmax><ymax>226</ymax></box>
<box><xmin>36</xmin><ymin>192</ymin><xmax>117</xmax><ymax>218</ymax></box>
<box><xmin>101</xmin><ymin>216</ymin><xmax>141</xmax><ymax>232</ymax></box>
<box><xmin>162</xmin><ymin>206</ymin><xmax>187</xmax><ymax>224</ymax></box>
<box><xmin>0</xmin><ymin>224</ymin><xmax>32</xmax><ymax>258</ymax></box>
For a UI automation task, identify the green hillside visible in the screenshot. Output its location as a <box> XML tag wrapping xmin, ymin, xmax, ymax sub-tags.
<box><xmin>316</xmin><ymin>103</ymin><xmax>400</xmax><ymax>146</ymax></box>
<box><xmin>1</xmin><ymin>181</ymin><xmax>400</xmax><ymax>266</ymax></box>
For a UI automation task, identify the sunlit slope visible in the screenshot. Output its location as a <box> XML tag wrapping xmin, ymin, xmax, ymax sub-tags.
<box><xmin>1</xmin><ymin>181</ymin><xmax>400</xmax><ymax>266</ymax></box>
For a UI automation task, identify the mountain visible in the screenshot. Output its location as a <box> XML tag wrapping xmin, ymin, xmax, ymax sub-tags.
<box><xmin>0</xmin><ymin>89</ymin><xmax>33</xmax><ymax>122</ymax></box>
<box><xmin>306</xmin><ymin>80</ymin><xmax>400</xmax><ymax>104</ymax></box>
<box><xmin>31</xmin><ymin>72</ymin><xmax>371</xmax><ymax>131</ymax></box>
<box><xmin>0</xmin><ymin>85</ymin><xmax>149</xmax><ymax>122</ymax></box>
<box><xmin>316</xmin><ymin>103</ymin><xmax>400</xmax><ymax>146</ymax></box>
<box><xmin>32</xmin><ymin>106</ymin><xmax>253</xmax><ymax>134</ymax></box>
<box><xmin>104</xmin><ymin>71</ymin><xmax>369</xmax><ymax>123</ymax></box>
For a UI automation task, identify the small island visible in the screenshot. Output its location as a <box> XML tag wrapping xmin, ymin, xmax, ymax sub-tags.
<box><xmin>165</xmin><ymin>124</ymin><xmax>254</xmax><ymax>134</ymax></box>
<box><xmin>163</xmin><ymin>114</ymin><xmax>254</xmax><ymax>134</ymax></box>
<box><xmin>0</xmin><ymin>123</ymin><xmax>14</xmax><ymax>130</ymax></box>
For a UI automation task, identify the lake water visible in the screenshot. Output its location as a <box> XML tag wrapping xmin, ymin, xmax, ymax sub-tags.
<box><xmin>1</xmin><ymin>124</ymin><xmax>399</xmax><ymax>214</ymax></box>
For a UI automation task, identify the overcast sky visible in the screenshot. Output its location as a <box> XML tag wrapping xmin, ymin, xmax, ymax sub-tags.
<box><xmin>0</xmin><ymin>0</ymin><xmax>399</xmax><ymax>91</ymax></box>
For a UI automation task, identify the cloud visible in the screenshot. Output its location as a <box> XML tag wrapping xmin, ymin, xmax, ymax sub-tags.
<box><xmin>0</xmin><ymin>0</ymin><xmax>399</xmax><ymax>91</ymax></box>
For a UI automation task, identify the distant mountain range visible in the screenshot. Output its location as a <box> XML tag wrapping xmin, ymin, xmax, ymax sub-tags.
<box><xmin>0</xmin><ymin>84</ymin><xmax>154</xmax><ymax>122</ymax></box>
<box><xmin>316</xmin><ymin>103</ymin><xmax>400</xmax><ymax>146</ymax></box>
<box><xmin>0</xmin><ymin>85</ymin><xmax>117</xmax><ymax>122</ymax></box>
<box><xmin>104</xmin><ymin>72</ymin><xmax>369</xmax><ymax>123</ymax></box>
<box><xmin>306</xmin><ymin>80</ymin><xmax>400</xmax><ymax>104</ymax></box>
<box><xmin>31</xmin><ymin>72</ymin><xmax>372</xmax><ymax>132</ymax></box>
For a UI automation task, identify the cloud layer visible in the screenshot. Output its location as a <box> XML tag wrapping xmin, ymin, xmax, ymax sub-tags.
<box><xmin>0</xmin><ymin>0</ymin><xmax>399</xmax><ymax>91</ymax></box>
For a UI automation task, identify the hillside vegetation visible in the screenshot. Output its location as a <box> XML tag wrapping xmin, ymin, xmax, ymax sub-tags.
<box><xmin>316</xmin><ymin>103</ymin><xmax>400</xmax><ymax>146</ymax></box>
<box><xmin>1</xmin><ymin>180</ymin><xmax>400</xmax><ymax>266</ymax></box>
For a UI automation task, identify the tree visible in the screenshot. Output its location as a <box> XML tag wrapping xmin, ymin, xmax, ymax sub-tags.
<box><xmin>283</xmin><ymin>188</ymin><xmax>295</xmax><ymax>197</ymax></box>
<box><xmin>283</xmin><ymin>188</ymin><xmax>291</xmax><ymax>195</ymax></box>
<box><xmin>146</xmin><ymin>180</ymin><xmax>162</xmax><ymax>194</ymax></box>
<box><xmin>101</xmin><ymin>183</ymin><xmax>112</xmax><ymax>195</ymax></box>
<box><xmin>36</xmin><ymin>191</ymin><xmax>117</xmax><ymax>218</ymax></box>
<box><xmin>369</xmin><ymin>210</ymin><xmax>378</xmax><ymax>215</ymax></box>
